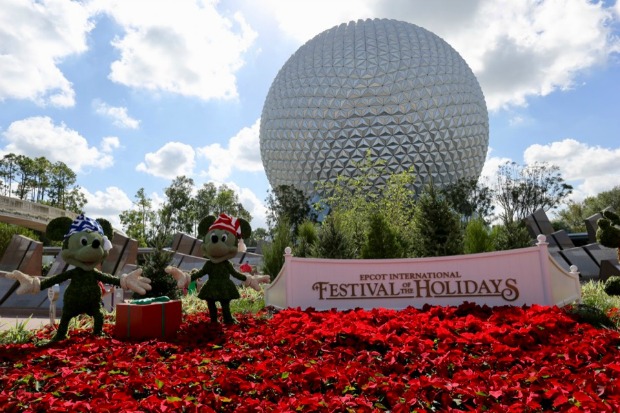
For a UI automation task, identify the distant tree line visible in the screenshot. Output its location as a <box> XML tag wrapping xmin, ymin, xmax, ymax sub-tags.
<box><xmin>260</xmin><ymin>156</ymin><xmax>583</xmax><ymax>279</ymax></box>
<box><xmin>0</xmin><ymin>153</ymin><xmax>261</xmax><ymax>248</ymax></box>
<box><xmin>555</xmin><ymin>186</ymin><xmax>620</xmax><ymax>233</ymax></box>
<box><xmin>0</xmin><ymin>153</ymin><xmax>86</xmax><ymax>213</ymax></box>
<box><xmin>119</xmin><ymin>176</ymin><xmax>256</xmax><ymax>247</ymax></box>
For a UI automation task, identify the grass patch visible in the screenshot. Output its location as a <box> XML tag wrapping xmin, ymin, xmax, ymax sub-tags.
<box><xmin>580</xmin><ymin>280</ymin><xmax>620</xmax><ymax>314</ymax></box>
<box><xmin>0</xmin><ymin>286</ymin><xmax>266</xmax><ymax>344</ymax></box>
<box><xmin>0</xmin><ymin>317</ymin><xmax>35</xmax><ymax>345</ymax></box>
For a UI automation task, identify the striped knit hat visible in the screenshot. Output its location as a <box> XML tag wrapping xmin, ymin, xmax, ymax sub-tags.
<box><xmin>65</xmin><ymin>214</ymin><xmax>104</xmax><ymax>239</ymax></box>
<box><xmin>208</xmin><ymin>213</ymin><xmax>242</xmax><ymax>238</ymax></box>
<box><xmin>64</xmin><ymin>214</ymin><xmax>113</xmax><ymax>251</ymax></box>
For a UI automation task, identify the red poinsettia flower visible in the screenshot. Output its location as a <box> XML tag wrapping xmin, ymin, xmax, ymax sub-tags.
<box><xmin>2</xmin><ymin>303</ymin><xmax>620</xmax><ymax>412</ymax></box>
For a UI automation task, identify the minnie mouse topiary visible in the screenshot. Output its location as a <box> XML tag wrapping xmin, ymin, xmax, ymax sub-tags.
<box><xmin>7</xmin><ymin>214</ymin><xmax>152</xmax><ymax>342</ymax></box>
<box><xmin>166</xmin><ymin>213</ymin><xmax>269</xmax><ymax>324</ymax></box>
<box><xmin>597</xmin><ymin>210</ymin><xmax>620</xmax><ymax>263</ymax></box>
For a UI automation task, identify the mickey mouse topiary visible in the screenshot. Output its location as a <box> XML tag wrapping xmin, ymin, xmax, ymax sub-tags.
<box><xmin>596</xmin><ymin>210</ymin><xmax>620</xmax><ymax>263</ymax></box>
<box><xmin>166</xmin><ymin>213</ymin><xmax>269</xmax><ymax>324</ymax></box>
<box><xmin>7</xmin><ymin>214</ymin><xmax>152</xmax><ymax>342</ymax></box>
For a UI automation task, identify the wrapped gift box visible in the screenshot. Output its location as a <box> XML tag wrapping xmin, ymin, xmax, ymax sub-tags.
<box><xmin>114</xmin><ymin>298</ymin><xmax>182</xmax><ymax>339</ymax></box>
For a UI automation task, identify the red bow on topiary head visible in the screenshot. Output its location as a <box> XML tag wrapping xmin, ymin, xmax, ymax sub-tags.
<box><xmin>208</xmin><ymin>213</ymin><xmax>242</xmax><ymax>238</ymax></box>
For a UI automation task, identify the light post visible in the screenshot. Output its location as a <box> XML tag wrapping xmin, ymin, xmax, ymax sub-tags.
<box><xmin>47</xmin><ymin>284</ymin><xmax>60</xmax><ymax>326</ymax></box>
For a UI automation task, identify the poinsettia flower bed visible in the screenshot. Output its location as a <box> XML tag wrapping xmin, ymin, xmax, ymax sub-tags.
<box><xmin>2</xmin><ymin>303</ymin><xmax>620</xmax><ymax>412</ymax></box>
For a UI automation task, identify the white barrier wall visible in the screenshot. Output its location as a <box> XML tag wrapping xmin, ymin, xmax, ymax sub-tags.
<box><xmin>264</xmin><ymin>235</ymin><xmax>581</xmax><ymax>311</ymax></box>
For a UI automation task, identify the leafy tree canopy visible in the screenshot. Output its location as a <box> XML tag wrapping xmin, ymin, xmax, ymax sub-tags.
<box><xmin>493</xmin><ymin>161</ymin><xmax>572</xmax><ymax>226</ymax></box>
<box><xmin>0</xmin><ymin>153</ymin><xmax>85</xmax><ymax>213</ymax></box>
<box><xmin>265</xmin><ymin>184</ymin><xmax>315</xmax><ymax>234</ymax></box>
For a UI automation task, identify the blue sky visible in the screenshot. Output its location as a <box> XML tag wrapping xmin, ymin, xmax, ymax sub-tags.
<box><xmin>1</xmin><ymin>0</ymin><xmax>619</xmax><ymax>230</ymax></box>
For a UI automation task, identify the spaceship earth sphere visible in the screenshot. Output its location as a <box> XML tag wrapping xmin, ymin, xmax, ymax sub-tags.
<box><xmin>259</xmin><ymin>18</ymin><xmax>489</xmax><ymax>200</ymax></box>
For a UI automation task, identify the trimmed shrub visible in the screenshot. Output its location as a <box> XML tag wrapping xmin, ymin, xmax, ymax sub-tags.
<box><xmin>361</xmin><ymin>212</ymin><xmax>402</xmax><ymax>259</ymax></box>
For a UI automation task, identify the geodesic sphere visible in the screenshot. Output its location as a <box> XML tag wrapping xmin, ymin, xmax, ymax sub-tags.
<box><xmin>260</xmin><ymin>18</ymin><xmax>488</xmax><ymax>199</ymax></box>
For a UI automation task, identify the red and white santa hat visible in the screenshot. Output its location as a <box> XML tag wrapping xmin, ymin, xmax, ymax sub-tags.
<box><xmin>209</xmin><ymin>213</ymin><xmax>242</xmax><ymax>238</ymax></box>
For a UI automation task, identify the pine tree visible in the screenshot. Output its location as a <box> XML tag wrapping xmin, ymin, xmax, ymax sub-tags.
<box><xmin>463</xmin><ymin>217</ymin><xmax>494</xmax><ymax>254</ymax></box>
<box><xmin>261</xmin><ymin>219</ymin><xmax>293</xmax><ymax>281</ymax></box>
<box><xmin>361</xmin><ymin>212</ymin><xmax>402</xmax><ymax>258</ymax></box>
<box><xmin>133</xmin><ymin>230</ymin><xmax>180</xmax><ymax>300</ymax></box>
<box><xmin>312</xmin><ymin>214</ymin><xmax>355</xmax><ymax>259</ymax></box>
<box><xmin>295</xmin><ymin>220</ymin><xmax>318</xmax><ymax>258</ymax></box>
<box><xmin>411</xmin><ymin>184</ymin><xmax>463</xmax><ymax>257</ymax></box>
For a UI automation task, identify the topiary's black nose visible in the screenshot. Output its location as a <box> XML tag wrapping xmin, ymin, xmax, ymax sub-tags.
<box><xmin>92</xmin><ymin>239</ymin><xmax>101</xmax><ymax>249</ymax></box>
<box><xmin>211</xmin><ymin>234</ymin><xmax>219</xmax><ymax>244</ymax></box>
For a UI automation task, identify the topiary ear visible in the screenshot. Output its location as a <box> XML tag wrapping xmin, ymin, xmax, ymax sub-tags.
<box><xmin>238</xmin><ymin>219</ymin><xmax>252</xmax><ymax>239</ymax></box>
<box><xmin>603</xmin><ymin>210</ymin><xmax>620</xmax><ymax>226</ymax></box>
<box><xmin>96</xmin><ymin>218</ymin><xmax>114</xmax><ymax>240</ymax></box>
<box><xmin>198</xmin><ymin>216</ymin><xmax>217</xmax><ymax>238</ymax></box>
<box><xmin>46</xmin><ymin>217</ymin><xmax>73</xmax><ymax>241</ymax></box>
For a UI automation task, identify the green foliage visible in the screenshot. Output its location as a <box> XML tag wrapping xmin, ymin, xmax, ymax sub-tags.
<box><xmin>315</xmin><ymin>153</ymin><xmax>417</xmax><ymax>257</ymax></box>
<box><xmin>229</xmin><ymin>287</ymin><xmax>265</xmax><ymax>316</ymax></box>
<box><xmin>266</xmin><ymin>185</ymin><xmax>315</xmax><ymax>234</ymax></box>
<box><xmin>596</xmin><ymin>210</ymin><xmax>620</xmax><ymax>250</ymax></box>
<box><xmin>604</xmin><ymin>276</ymin><xmax>620</xmax><ymax>296</ymax></box>
<box><xmin>248</xmin><ymin>227</ymin><xmax>268</xmax><ymax>247</ymax></box>
<box><xmin>312</xmin><ymin>213</ymin><xmax>355</xmax><ymax>259</ymax></box>
<box><xmin>0</xmin><ymin>318</ymin><xmax>35</xmax><ymax>345</ymax></box>
<box><xmin>411</xmin><ymin>185</ymin><xmax>463</xmax><ymax>257</ymax></box>
<box><xmin>583</xmin><ymin>185</ymin><xmax>620</xmax><ymax>216</ymax></box>
<box><xmin>361</xmin><ymin>212</ymin><xmax>402</xmax><ymax>259</ymax></box>
<box><xmin>490</xmin><ymin>221</ymin><xmax>533</xmax><ymax>251</ymax></box>
<box><xmin>555</xmin><ymin>187</ymin><xmax>620</xmax><ymax>233</ymax></box>
<box><xmin>119</xmin><ymin>188</ymin><xmax>156</xmax><ymax>247</ymax></box>
<box><xmin>565</xmin><ymin>303</ymin><xmax>616</xmax><ymax>329</ymax></box>
<box><xmin>135</xmin><ymin>230</ymin><xmax>180</xmax><ymax>300</ymax></box>
<box><xmin>0</xmin><ymin>223</ymin><xmax>39</xmax><ymax>257</ymax></box>
<box><xmin>381</xmin><ymin>169</ymin><xmax>417</xmax><ymax>255</ymax></box>
<box><xmin>120</xmin><ymin>180</ymin><xmax>252</xmax><ymax>246</ymax></box>
<box><xmin>96</xmin><ymin>218</ymin><xmax>113</xmax><ymax>240</ymax></box>
<box><xmin>295</xmin><ymin>220</ymin><xmax>318</xmax><ymax>258</ymax></box>
<box><xmin>440</xmin><ymin>177</ymin><xmax>495</xmax><ymax>224</ymax></box>
<box><xmin>581</xmin><ymin>280</ymin><xmax>620</xmax><ymax>316</ymax></box>
<box><xmin>160</xmin><ymin>176</ymin><xmax>196</xmax><ymax>235</ymax></box>
<box><xmin>0</xmin><ymin>153</ymin><xmax>85</xmax><ymax>212</ymax></box>
<box><xmin>261</xmin><ymin>220</ymin><xmax>293</xmax><ymax>280</ymax></box>
<box><xmin>554</xmin><ymin>200</ymin><xmax>588</xmax><ymax>233</ymax></box>
<box><xmin>463</xmin><ymin>217</ymin><xmax>494</xmax><ymax>254</ymax></box>
<box><xmin>212</xmin><ymin>184</ymin><xmax>252</xmax><ymax>222</ymax></box>
<box><xmin>493</xmin><ymin>161</ymin><xmax>572</xmax><ymax>226</ymax></box>
<box><xmin>45</xmin><ymin>217</ymin><xmax>73</xmax><ymax>241</ymax></box>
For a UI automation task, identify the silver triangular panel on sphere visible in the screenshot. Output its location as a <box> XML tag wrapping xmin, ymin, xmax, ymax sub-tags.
<box><xmin>259</xmin><ymin>18</ymin><xmax>488</xmax><ymax>202</ymax></box>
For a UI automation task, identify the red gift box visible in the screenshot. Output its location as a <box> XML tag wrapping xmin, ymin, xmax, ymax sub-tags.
<box><xmin>114</xmin><ymin>299</ymin><xmax>182</xmax><ymax>339</ymax></box>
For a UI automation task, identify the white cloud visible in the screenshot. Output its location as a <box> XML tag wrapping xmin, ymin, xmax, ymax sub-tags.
<box><xmin>480</xmin><ymin>139</ymin><xmax>620</xmax><ymax>216</ymax></box>
<box><xmin>0</xmin><ymin>0</ymin><xmax>93</xmax><ymax>107</ymax></box>
<box><xmin>101</xmin><ymin>136</ymin><xmax>120</xmax><ymax>153</ymax></box>
<box><xmin>82</xmin><ymin>186</ymin><xmax>134</xmax><ymax>229</ymax></box>
<box><xmin>508</xmin><ymin>115</ymin><xmax>527</xmax><ymax>127</ymax></box>
<box><xmin>1</xmin><ymin>116</ymin><xmax>114</xmax><ymax>172</ymax></box>
<box><xmin>93</xmin><ymin>100</ymin><xmax>140</xmax><ymax>129</ymax></box>
<box><xmin>255</xmin><ymin>0</ymin><xmax>375</xmax><ymax>44</ymax></box>
<box><xmin>479</xmin><ymin>148</ymin><xmax>512</xmax><ymax>185</ymax></box>
<box><xmin>136</xmin><ymin>141</ymin><xmax>196</xmax><ymax>179</ymax></box>
<box><xmin>197</xmin><ymin>118</ymin><xmax>264</xmax><ymax>181</ymax></box>
<box><xmin>214</xmin><ymin>180</ymin><xmax>268</xmax><ymax>230</ymax></box>
<box><xmin>254</xmin><ymin>0</ymin><xmax>619</xmax><ymax>111</ymax></box>
<box><xmin>406</xmin><ymin>0</ymin><xmax>618</xmax><ymax>111</ymax></box>
<box><xmin>524</xmin><ymin>139</ymin><xmax>620</xmax><ymax>201</ymax></box>
<box><xmin>91</xmin><ymin>0</ymin><xmax>257</xmax><ymax>101</ymax></box>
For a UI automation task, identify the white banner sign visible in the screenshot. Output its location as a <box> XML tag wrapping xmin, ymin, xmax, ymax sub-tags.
<box><xmin>265</xmin><ymin>236</ymin><xmax>581</xmax><ymax>311</ymax></box>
